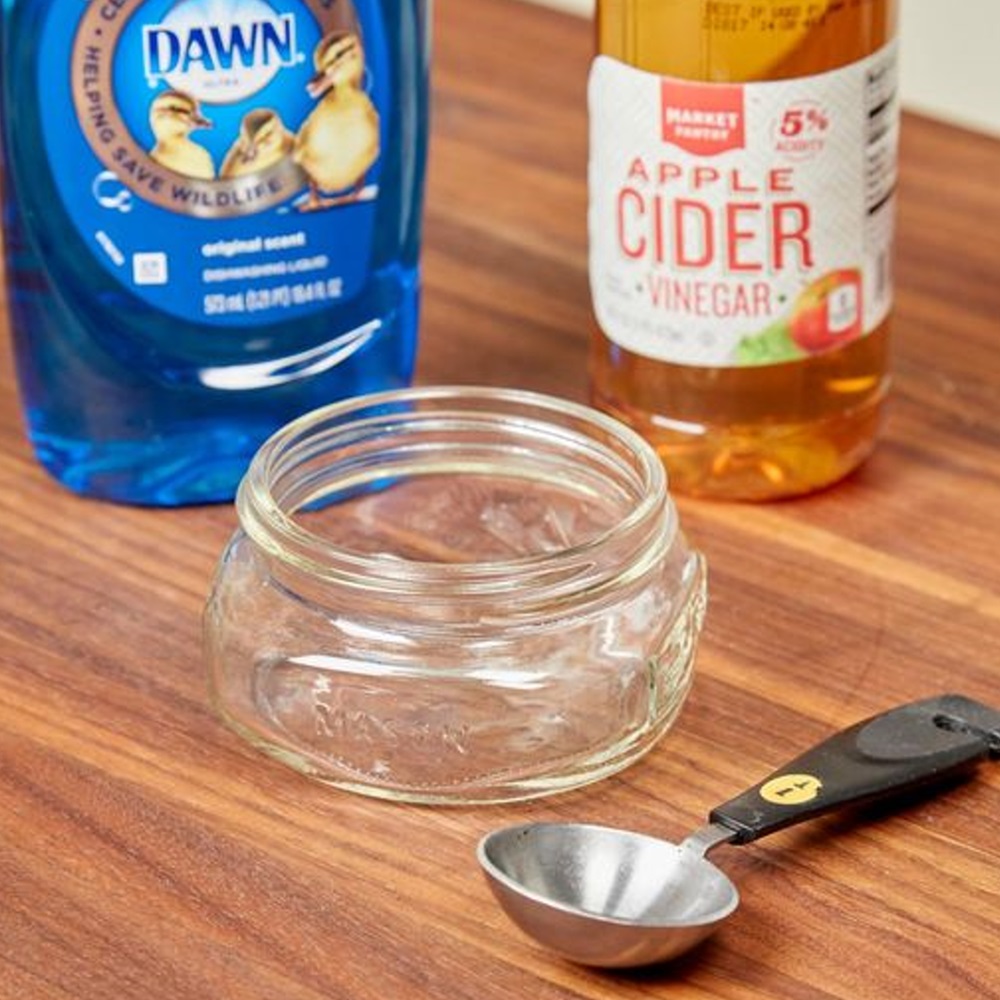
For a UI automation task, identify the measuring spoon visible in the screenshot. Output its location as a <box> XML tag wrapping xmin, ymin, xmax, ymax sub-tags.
<box><xmin>478</xmin><ymin>694</ymin><xmax>1000</xmax><ymax>968</ymax></box>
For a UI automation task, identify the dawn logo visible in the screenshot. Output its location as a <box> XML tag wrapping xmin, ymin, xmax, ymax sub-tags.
<box><xmin>143</xmin><ymin>0</ymin><xmax>305</xmax><ymax>104</ymax></box>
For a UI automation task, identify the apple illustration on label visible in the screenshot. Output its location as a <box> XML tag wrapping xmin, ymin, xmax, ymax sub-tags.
<box><xmin>789</xmin><ymin>269</ymin><xmax>863</xmax><ymax>354</ymax></box>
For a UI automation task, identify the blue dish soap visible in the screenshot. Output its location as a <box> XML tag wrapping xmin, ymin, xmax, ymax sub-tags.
<box><xmin>0</xmin><ymin>0</ymin><xmax>428</xmax><ymax>504</ymax></box>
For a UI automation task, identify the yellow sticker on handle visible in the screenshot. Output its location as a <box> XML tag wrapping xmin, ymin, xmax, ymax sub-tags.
<box><xmin>760</xmin><ymin>773</ymin><xmax>823</xmax><ymax>805</ymax></box>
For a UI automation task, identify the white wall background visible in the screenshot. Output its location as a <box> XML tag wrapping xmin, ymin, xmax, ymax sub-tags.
<box><xmin>898</xmin><ymin>1</ymin><xmax>1000</xmax><ymax>136</ymax></box>
<box><xmin>530</xmin><ymin>0</ymin><xmax>1000</xmax><ymax>137</ymax></box>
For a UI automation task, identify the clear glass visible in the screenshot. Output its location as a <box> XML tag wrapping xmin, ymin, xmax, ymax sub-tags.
<box><xmin>204</xmin><ymin>386</ymin><xmax>707</xmax><ymax>804</ymax></box>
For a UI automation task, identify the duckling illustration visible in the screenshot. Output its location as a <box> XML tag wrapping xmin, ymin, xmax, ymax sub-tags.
<box><xmin>293</xmin><ymin>30</ymin><xmax>380</xmax><ymax>211</ymax></box>
<box><xmin>148</xmin><ymin>91</ymin><xmax>215</xmax><ymax>180</ymax></box>
<box><xmin>220</xmin><ymin>109</ymin><xmax>295</xmax><ymax>179</ymax></box>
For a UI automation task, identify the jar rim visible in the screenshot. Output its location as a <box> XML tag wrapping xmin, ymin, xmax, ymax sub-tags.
<box><xmin>236</xmin><ymin>385</ymin><xmax>674</xmax><ymax>600</ymax></box>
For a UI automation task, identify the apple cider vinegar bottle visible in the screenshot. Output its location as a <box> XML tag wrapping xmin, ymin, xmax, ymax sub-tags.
<box><xmin>588</xmin><ymin>1</ymin><xmax>899</xmax><ymax>499</ymax></box>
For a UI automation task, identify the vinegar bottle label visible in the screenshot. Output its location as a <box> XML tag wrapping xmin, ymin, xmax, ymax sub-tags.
<box><xmin>588</xmin><ymin>43</ymin><xmax>899</xmax><ymax>368</ymax></box>
<box><xmin>38</xmin><ymin>0</ymin><xmax>388</xmax><ymax>329</ymax></box>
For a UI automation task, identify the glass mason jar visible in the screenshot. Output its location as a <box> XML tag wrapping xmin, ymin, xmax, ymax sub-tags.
<box><xmin>204</xmin><ymin>387</ymin><xmax>707</xmax><ymax>804</ymax></box>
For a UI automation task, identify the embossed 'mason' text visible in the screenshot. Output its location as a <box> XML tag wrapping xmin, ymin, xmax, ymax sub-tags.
<box><xmin>314</xmin><ymin>698</ymin><xmax>472</xmax><ymax>755</ymax></box>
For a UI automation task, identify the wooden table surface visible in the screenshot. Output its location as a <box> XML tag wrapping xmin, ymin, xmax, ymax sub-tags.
<box><xmin>3</xmin><ymin>1</ymin><xmax>1000</xmax><ymax>997</ymax></box>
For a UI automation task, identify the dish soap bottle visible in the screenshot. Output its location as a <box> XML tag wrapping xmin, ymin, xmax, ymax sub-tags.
<box><xmin>588</xmin><ymin>0</ymin><xmax>899</xmax><ymax>499</ymax></box>
<box><xmin>1</xmin><ymin>0</ymin><xmax>429</xmax><ymax>504</ymax></box>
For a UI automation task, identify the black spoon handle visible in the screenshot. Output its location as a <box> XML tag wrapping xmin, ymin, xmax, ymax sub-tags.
<box><xmin>710</xmin><ymin>694</ymin><xmax>1000</xmax><ymax>845</ymax></box>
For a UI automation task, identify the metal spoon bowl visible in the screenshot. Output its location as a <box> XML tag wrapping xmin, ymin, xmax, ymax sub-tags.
<box><xmin>478</xmin><ymin>821</ymin><xmax>738</xmax><ymax>967</ymax></box>
<box><xmin>478</xmin><ymin>695</ymin><xmax>1000</xmax><ymax>968</ymax></box>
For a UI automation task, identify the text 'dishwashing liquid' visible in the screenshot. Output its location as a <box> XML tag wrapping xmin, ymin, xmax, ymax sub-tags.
<box><xmin>1</xmin><ymin>0</ymin><xmax>428</xmax><ymax>504</ymax></box>
<box><xmin>589</xmin><ymin>0</ymin><xmax>899</xmax><ymax>499</ymax></box>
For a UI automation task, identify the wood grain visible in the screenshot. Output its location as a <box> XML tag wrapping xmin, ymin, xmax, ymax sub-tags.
<box><xmin>2</xmin><ymin>0</ymin><xmax>999</xmax><ymax>997</ymax></box>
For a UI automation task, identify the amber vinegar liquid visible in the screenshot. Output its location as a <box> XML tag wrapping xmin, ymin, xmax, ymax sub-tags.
<box><xmin>590</xmin><ymin>0</ymin><xmax>899</xmax><ymax>499</ymax></box>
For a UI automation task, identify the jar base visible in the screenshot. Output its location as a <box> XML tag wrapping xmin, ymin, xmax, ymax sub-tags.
<box><xmin>214</xmin><ymin>697</ymin><xmax>691</xmax><ymax>805</ymax></box>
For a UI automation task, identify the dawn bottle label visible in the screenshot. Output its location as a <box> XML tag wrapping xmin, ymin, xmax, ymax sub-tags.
<box><xmin>39</xmin><ymin>0</ymin><xmax>388</xmax><ymax>327</ymax></box>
